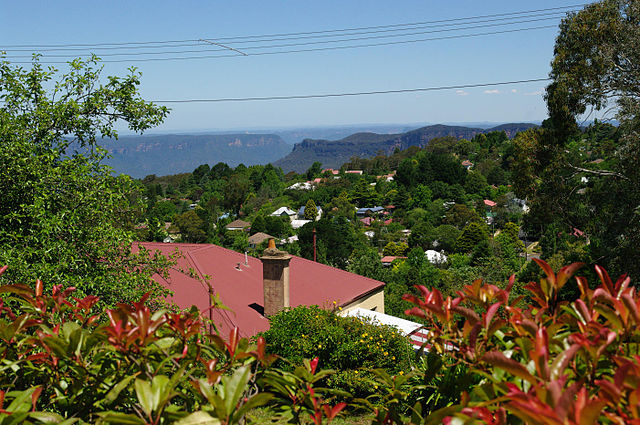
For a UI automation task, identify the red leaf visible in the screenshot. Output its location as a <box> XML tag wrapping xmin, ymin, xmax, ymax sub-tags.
<box><xmin>506</xmin><ymin>274</ymin><xmax>516</xmax><ymax>293</ymax></box>
<box><xmin>621</xmin><ymin>293</ymin><xmax>640</xmax><ymax>324</ymax></box>
<box><xmin>328</xmin><ymin>402</ymin><xmax>347</xmax><ymax>420</ymax></box>
<box><xmin>31</xmin><ymin>387</ymin><xmax>42</xmax><ymax>412</ymax></box>
<box><xmin>0</xmin><ymin>265</ymin><xmax>7</xmax><ymax>276</ymax></box>
<box><xmin>226</xmin><ymin>327</ymin><xmax>239</xmax><ymax>357</ymax></box>
<box><xmin>556</xmin><ymin>263</ymin><xmax>584</xmax><ymax>290</ymax></box>
<box><xmin>404</xmin><ymin>307</ymin><xmax>426</xmax><ymax>318</ymax></box>
<box><xmin>469</xmin><ymin>322</ymin><xmax>482</xmax><ymax>352</ymax></box>
<box><xmin>482</xmin><ymin>351</ymin><xmax>536</xmax><ymax>384</ymax></box>
<box><xmin>452</xmin><ymin>305</ymin><xmax>480</xmax><ymax>325</ymax></box>
<box><xmin>533</xmin><ymin>258</ymin><xmax>556</xmax><ymax>287</ymax></box>
<box><xmin>595</xmin><ymin>265</ymin><xmax>614</xmax><ymax>295</ymax></box>
<box><xmin>484</xmin><ymin>302</ymin><xmax>502</xmax><ymax>330</ymax></box>
<box><xmin>310</xmin><ymin>357</ymin><xmax>319</xmax><ymax>374</ymax></box>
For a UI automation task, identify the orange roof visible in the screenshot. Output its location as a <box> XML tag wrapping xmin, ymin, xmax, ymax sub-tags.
<box><xmin>134</xmin><ymin>243</ymin><xmax>385</xmax><ymax>338</ymax></box>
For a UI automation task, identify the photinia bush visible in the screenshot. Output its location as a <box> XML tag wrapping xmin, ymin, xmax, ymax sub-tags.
<box><xmin>3</xmin><ymin>259</ymin><xmax>640</xmax><ymax>424</ymax></box>
<box><xmin>401</xmin><ymin>258</ymin><xmax>640</xmax><ymax>424</ymax></box>
<box><xmin>0</xmin><ymin>266</ymin><xmax>344</xmax><ymax>424</ymax></box>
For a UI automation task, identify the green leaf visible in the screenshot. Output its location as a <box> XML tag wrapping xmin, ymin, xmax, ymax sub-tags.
<box><xmin>96</xmin><ymin>412</ymin><xmax>146</xmax><ymax>424</ymax></box>
<box><xmin>134</xmin><ymin>379</ymin><xmax>154</xmax><ymax>418</ymax></box>
<box><xmin>102</xmin><ymin>374</ymin><xmax>138</xmax><ymax>406</ymax></box>
<box><xmin>27</xmin><ymin>411</ymin><xmax>68</xmax><ymax>423</ymax></box>
<box><xmin>235</xmin><ymin>393</ymin><xmax>274</xmax><ymax>420</ymax></box>
<box><xmin>173</xmin><ymin>411</ymin><xmax>221</xmax><ymax>425</ymax></box>
<box><xmin>220</xmin><ymin>366</ymin><xmax>251</xmax><ymax>416</ymax></box>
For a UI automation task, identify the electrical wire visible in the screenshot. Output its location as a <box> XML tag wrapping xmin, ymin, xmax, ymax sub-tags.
<box><xmin>1</xmin><ymin>3</ymin><xmax>583</xmax><ymax>51</ymax></box>
<box><xmin>151</xmin><ymin>78</ymin><xmax>551</xmax><ymax>103</ymax></box>
<box><xmin>2</xmin><ymin>8</ymin><xmax>574</xmax><ymax>55</ymax></box>
<box><xmin>4</xmin><ymin>25</ymin><xmax>559</xmax><ymax>64</ymax></box>
<box><xmin>4</xmin><ymin>14</ymin><xmax>566</xmax><ymax>59</ymax></box>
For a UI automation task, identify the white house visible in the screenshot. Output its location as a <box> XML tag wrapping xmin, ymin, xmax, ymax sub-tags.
<box><xmin>425</xmin><ymin>250</ymin><xmax>447</xmax><ymax>264</ymax></box>
<box><xmin>270</xmin><ymin>207</ymin><xmax>297</xmax><ymax>221</ymax></box>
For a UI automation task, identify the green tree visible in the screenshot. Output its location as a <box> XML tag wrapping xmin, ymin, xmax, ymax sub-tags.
<box><xmin>455</xmin><ymin>222</ymin><xmax>489</xmax><ymax>253</ymax></box>
<box><xmin>304</xmin><ymin>199</ymin><xmax>318</xmax><ymax>221</ymax></box>
<box><xmin>298</xmin><ymin>217</ymin><xmax>358</xmax><ymax>269</ymax></box>
<box><xmin>174</xmin><ymin>210</ymin><xmax>207</xmax><ymax>243</ymax></box>
<box><xmin>324</xmin><ymin>191</ymin><xmax>356</xmax><ymax>221</ymax></box>
<box><xmin>521</xmin><ymin>0</ymin><xmax>640</xmax><ymax>278</ymax></box>
<box><xmin>0</xmin><ymin>56</ymin><xmax>170</xmax><ymax>307</ymax></box>
<box><xmin>305</xmin><ymin>161</ymin><xmax>323</xmax><ymax>180</ymax></box>
<box><xmin>250</xmin><ymin>215</ymin><xmax>267</xmax><ymax>235</ymax></box>
<box><xmin>347</xmin><ymin>247</ymin><xmax>389</xmax><ymax>282</ymax></box>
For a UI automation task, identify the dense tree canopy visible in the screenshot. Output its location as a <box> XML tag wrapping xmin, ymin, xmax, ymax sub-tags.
<box><xmin>511</xmin><ymin>0</ymin><xmax>640</xmax><ymax>279</ymax></box>
<box><xmin>0</xmin><ymin>56</ymin><xmax>171</xmax><ymax>306</ymax></box>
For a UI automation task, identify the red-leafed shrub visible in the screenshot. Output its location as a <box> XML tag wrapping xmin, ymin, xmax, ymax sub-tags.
<box><xmin>397</xmin><ymin>259</ymin><xmax>640</xmax><ymax>424</ymax></box>
<box><xmin>0</xmin><ymin>265</ymin><xmax>345</xmax><ymax>424</ymax></box>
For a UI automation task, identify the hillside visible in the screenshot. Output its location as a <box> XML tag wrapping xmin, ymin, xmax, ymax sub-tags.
<box><xmin>101</xmin><ymin>133</ymin><xmax>291</xmax><ymax>178</ymax></box>
<box><xmin>272</xmin><ymin>123</ymin><xmax>537</xmax><ymax>172</ymax></box>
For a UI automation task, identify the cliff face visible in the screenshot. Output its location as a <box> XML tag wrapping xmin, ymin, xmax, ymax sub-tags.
<box><xmin>101</xmin><ymin>134</ymin><xmax>291</xmax><ymax>178</ymax></box>
<box><xmin>272</xmin><ymin>123</ymin><xmax>537</xmax><ymax>173</ymax></box>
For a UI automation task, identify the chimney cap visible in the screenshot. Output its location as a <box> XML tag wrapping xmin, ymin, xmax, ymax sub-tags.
<box><xmin>260</xmin><ymin>238</ymin><xmax>291</xmax><ymax>260</ymax></box>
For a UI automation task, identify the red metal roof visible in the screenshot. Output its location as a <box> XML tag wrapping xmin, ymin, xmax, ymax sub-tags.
<box><xmin>134</xmin><ymin>243</ymin><xmax>385</xmax><ymax>338</ymax></box>
<box><xmin>483</xmin><ymin>199</ymin><xmax>497</xmax><ymax>207</ymax></box>
<box><xmin>360</xmin><ymin>217</ymin><xmax>374</xmax><ymax>226</ymax></box>
<box><xmin>381</xmin><ymin>256</ymin><xmax>406</xmax><ymax>264</ymax></box>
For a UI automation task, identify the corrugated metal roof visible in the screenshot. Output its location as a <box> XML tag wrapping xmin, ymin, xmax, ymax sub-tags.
<box><xmin>134</xmin><ymin>243</ymin><xmax>385</xmax><ymax>338</ymax></box>
<box><xmin>342</xmin><ymin>308</ymin><xmax>428</xmax><ymax>350</ymax></box>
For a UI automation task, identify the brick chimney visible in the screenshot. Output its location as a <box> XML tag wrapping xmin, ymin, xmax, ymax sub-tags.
<box><xmin>260</xmin><ymin>239</ymin><xmax>292</xmax><ymax>317</ymax></box>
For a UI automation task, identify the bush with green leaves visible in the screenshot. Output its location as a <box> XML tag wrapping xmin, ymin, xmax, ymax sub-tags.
<box><xmin>0</xmin><ymin>265</ymin><xmax>349</xmax><ymax>425</ymax></box>
<box><xmin>261</xmin><ymin>305</ymin><xmax>414</xmax><ymax>398</ymax></box>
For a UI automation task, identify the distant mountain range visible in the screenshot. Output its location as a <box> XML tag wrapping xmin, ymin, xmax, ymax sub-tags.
<box><xmin>272</xmin><ymin>123</ymin><xmax>538</xmax><ymax>173</ymax></box>
<box><xmin>98</xmin><ymin>122</ymin><xmax>538</xmax><ymax>178</ymax></box>
<box><xmin>101</xmin><ymin>133</ymin><xmax>290</xmax><ymax>178</ymax></box>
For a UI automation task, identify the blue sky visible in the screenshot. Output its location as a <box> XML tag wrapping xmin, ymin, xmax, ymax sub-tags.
<box><xmin>2</xmin><ymin>1</ymin><xmax>589</xmax><ymax>132</ymax></box>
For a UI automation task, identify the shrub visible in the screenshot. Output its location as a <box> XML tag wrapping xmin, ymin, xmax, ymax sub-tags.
<box><xmin>399</xmin><ymin>259</ymin><xmax>640</xmax><ymax>423</ymax></box>
<box><xmin>0</xmin><ymin>266</ymin><xmax>345</xmax><ymax>424</ymax></box>
<box><xmin>261</xmin><ymin>305</ymin><xmax>414</xmax><ymax>398</ymax></box>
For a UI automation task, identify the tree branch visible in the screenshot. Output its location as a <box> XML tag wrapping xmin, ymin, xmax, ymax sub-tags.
<box><xmin>567</xmin><ymin>163</ymin><xmax>630</xmax><ymax>180</ymax></box>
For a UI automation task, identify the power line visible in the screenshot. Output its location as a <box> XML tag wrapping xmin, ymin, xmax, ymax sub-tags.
<box><xmin>5</xmin><ymin>25</ymin><xmax>558</xmax><ymax>64</ymax></box>
<box><xmin>1</xmin><ymin>3</ymin><xmax>584</xmax><ymax>51</ymax></box>
<box><xmin>2</xmin><ymin>9</ymin><xmax>575</xmax><ymax>54</ymax></box>
<box><xmin>210</xmin><ymin>4</ymin><xmax>583</xmax><ymax>42</ymax></box>
<box><xmin>151</xmin><ymin>78</ymin><xmax>551</xmax><ymax>103</ymax></box>
<box><xmin>4</xmin><ymin>15</ymin><xmax>566</xmax><ymax>59</ymax></box>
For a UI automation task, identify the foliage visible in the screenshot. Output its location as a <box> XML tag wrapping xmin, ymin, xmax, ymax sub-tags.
<box><xmin>174</xmin><ymin>210</ymin><xmax>207</xmax><ymax>243</ymax></box>
<box><xmin>510</xmin><ymin>0</ymin><xmax>640</xmax><ymax>279</ymax></box>
<box><xmin>0</xmin><ymin>56</ymin><xmax>171</xmax><ymax>307</ymax></box>
<box><xmin>382</xmin><ymin>242</ymin><xmax>408</xmax><ymax>257</ymax></box>
<box><xmin>304</xmin><ymin>199</ymin><xmax>318</xmax><ymax>221</ymax></box>
<box><xmin>346</xmin><ymin>247</ymin><xmax>390</xmax><ymax>283</ymax></box>
<box><xmin>298</xmin><ymin>218</ymin><xmax>360</xmax><ymax>269</ymax></box>
<box><xmin>455</xmin><ymin>222</ymin><xmax>489</xmax><ymax>254</ymax></box>
<box><xmin>401</xmin><ymin>259</ymin><xmax>640</xmax><ymax>424</ymax></box>
<box><xmin>0</xmin><ymin>266</ymin><xmax>281</xmax><ymax>424</ymax></box>
<box><xmin>261</xmin><ymin>305</ymin><xmax>413</xmax><ymax>399</ymax></box>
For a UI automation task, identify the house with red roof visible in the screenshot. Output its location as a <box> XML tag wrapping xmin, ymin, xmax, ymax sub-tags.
<box><xmin>136</xmin><ymin>242</ymin><xmax>385</xmax><ymax>338</ymax></box>
<box><xmin>381</xmin><ymin>256</ymin><xmax>406</xmax><ymax>267</ymax></box>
